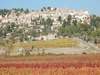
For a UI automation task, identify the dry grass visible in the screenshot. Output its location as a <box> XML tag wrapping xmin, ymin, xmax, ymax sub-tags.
<box><xmin>97</xmin><ymin>44</ymin><xmax>100</xmax><ymax>48</ymax></box>
<box><xmin>14</xmin><ymin>38</ymin><xmax>78</xmax><ymax>48</ymax></box>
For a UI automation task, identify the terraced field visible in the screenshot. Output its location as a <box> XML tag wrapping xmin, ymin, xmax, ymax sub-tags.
<box><xmin>14</xmin><ymin>38</ymin><xmax>78</xmax><ymax>48</ymax></box>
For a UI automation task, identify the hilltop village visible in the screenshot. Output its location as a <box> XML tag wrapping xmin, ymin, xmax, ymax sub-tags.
<box><xmin>0</xmin><ymin>7</ymin><xmax>90</xmax><ymax>44</ymax></box>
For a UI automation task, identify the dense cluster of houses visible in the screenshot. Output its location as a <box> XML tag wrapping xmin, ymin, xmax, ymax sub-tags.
<box><xmin>0</xmin><ymin>8</ymin><xmax>90</xmax><ymax>41</ymax></box>
<box><xmin>0</xmin><ymin>8</ymin><xmax>89</xmax><ymax>25</ymax></box>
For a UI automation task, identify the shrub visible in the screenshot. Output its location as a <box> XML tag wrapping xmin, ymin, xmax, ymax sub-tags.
<box><xmin>25</xmin><ymin>50</ymin><xmax>30</xmax><ymax>56</ymax></box>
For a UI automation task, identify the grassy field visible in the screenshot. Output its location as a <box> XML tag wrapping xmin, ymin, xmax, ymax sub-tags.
<box><xmin>14</xmin><ymin>38</ymin><xmax>78</xmax><ymax>48</ymax></box>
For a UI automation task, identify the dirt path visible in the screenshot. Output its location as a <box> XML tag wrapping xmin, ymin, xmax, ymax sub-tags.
<box><xmin>31</xmin><ymin>47</ymin><xmax>100</xmax><ymax>55</ymax></box>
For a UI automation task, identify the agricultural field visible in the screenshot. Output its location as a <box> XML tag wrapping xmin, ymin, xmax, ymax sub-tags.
<box><xmin>0</xmin><ymin>54</ymin><xmax>100</xmax><ymax>75</ymax></box>
<box><xmin>1</xmin><ymin>38</ymin><xmax>100</xmax><ymax>74</ymax></box>
<box><xmin>14</xmin><ymin>38</ymin><xmax>78</xmax><ymax>48</ymax></box>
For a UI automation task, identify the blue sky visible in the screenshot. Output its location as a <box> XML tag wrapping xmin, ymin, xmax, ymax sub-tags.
<box><xmin>0</xmin><ymin>0</ymin><xmax>100</xmax><ymax>15</ymax></box>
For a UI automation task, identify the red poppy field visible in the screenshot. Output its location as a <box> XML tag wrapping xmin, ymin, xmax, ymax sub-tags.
<box><xmin>0</xmin><ymin>54</ymin><xmax>100</xmax><ymax>75</ymax></box>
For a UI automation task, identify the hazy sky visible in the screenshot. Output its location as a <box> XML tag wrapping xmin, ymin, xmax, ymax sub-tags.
<box><xmin>0</xmin><ymin>0</ymin><xmax>100</xmax><ymax>15</ymax></box>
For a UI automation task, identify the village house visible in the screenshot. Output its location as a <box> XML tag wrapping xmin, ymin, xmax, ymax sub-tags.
<box><xmin>0</xmin><ymin>15</ymin><xmax>3</xmax><ymax>20</ymax></box>
<box><xmin>34</xmin><ymin>33</ymin><xmax>57</xmax><ymax>41</ymax></box>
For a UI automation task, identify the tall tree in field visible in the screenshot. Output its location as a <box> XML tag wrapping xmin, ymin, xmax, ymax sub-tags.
<box><xmin>6</xmin><ymin>36</ymin><xmax>14</xmax><ymax>56</ymax></box>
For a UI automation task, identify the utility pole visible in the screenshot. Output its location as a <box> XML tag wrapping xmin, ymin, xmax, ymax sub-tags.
<box><xmin>65</xmin><ymin>0</ymin><xmax>67</xmax><ymax>9</ymax></box>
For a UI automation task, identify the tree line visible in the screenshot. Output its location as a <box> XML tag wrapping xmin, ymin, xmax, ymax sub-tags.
<box><xmin>58</xmin><ymin>15</ymin><xmax>100</xmax><ymax>44</ymax></box>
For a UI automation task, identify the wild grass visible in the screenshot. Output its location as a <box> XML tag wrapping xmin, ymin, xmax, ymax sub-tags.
<box><xmin>14</xmin><ymin>38</ymin><xmax>78</xmax><ymax>48</ymax></box>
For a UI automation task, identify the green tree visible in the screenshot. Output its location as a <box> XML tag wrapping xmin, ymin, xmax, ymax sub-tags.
<box><xmin>67</xmin><ymin>15</ymin><xmax>72</xmax><ymax>25</ymax></box>
<box><xmin>46</xmin><ymin>17</ymin><xmax>53</xmax><ymax>26</ymax></box>
<box><xmin>90</xmin><ymin>15</ymin><xmax>100</xmax><ymax>29</ymax></box>
<box><xmin>0</xmin><ymin>28</ymin><xmax>3</xmax><ymax>37</ymax></box>
<box><xmin>47</xmin><ymin>7</ymin><xmax>51</xmax><ymax>10</ymax></box>
<box><xmin>58</xmin><ymin>16</ymin><xmax>62</xmax><ymax>22</ymax></box>
<box><xmin>24</xmin><ymin>9</ymin><xmax>29</xmax><ymax>14</ymax></box>
<box><xmin>0</xmin><ymin>38</ymin><xmax>5</xmax><ymax>45</ymax></box>
<box><xmin>40</xmin><ymin>18</ymin><xmax>46</xmax><ymax>25</ymax></box>
<box><xmin>20</xmin><ymin>8</ymin><xmax>24</xmax><ymax>12</ymax></box>
<box><xmin>11</xmin><ymin>22</ymin><xmax>15</xmax><ymax>30</ymax></box>
<box><xmin>6</xmin><ymin>36</ymin><xmax>14</xmax><ymax>56</ymax></box>
<box><xmin>58</xmin><ymin>27</ymin><xmax>66</xmax><ymax>37</ymax></box>
<box><xmin>62</xmin><ymin>20</ymin><xmax>67</xmax><ymax>27</ymax></box>
<box><xmin>0</xmin><ymin>9</ymin><xmax>11</xmax><ymax>17</ymax></box>
<box><xmin>43</xmin><ymin>7</ymin><xmax>46</xmax><ymax>11</ymax></box>
<box><xmin>72</xmin><ymin>20</ymin><xmax>77</xmax><ymax>26</ymax></box>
